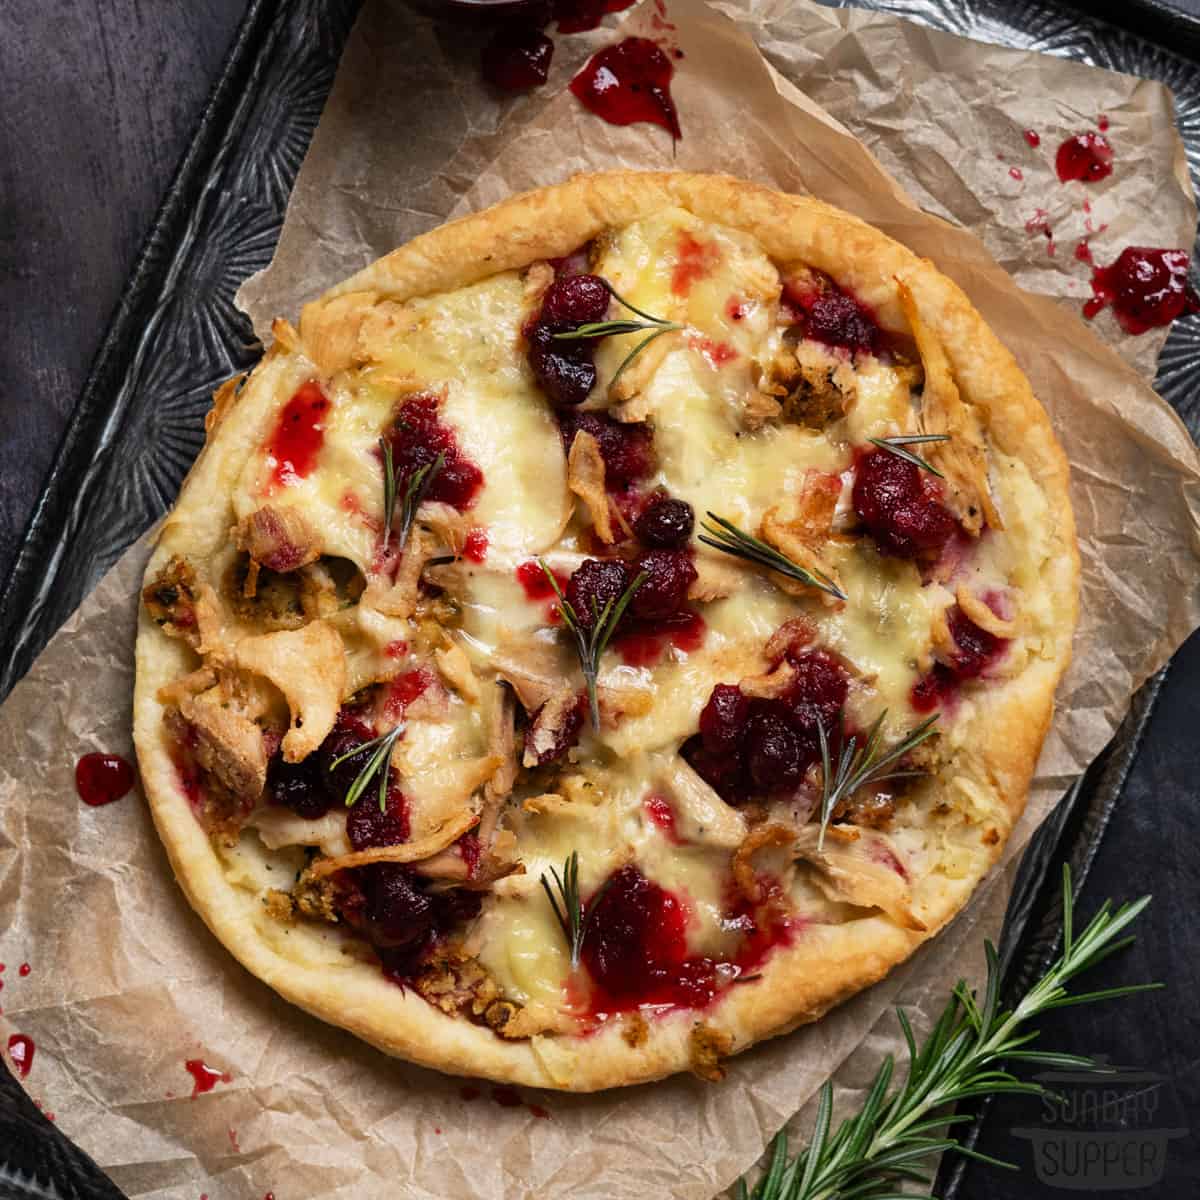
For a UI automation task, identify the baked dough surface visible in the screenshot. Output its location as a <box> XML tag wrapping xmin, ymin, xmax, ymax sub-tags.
<box><xmin>133</xmin><ymin>172</ymin><xmax>1078</xmax><ymax>1090</ymax></box>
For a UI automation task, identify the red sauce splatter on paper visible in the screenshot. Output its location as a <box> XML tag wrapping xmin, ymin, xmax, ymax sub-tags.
<box><xmin>1074</xmin><ymin>240</ymin><xmax>1093</xmax><ymax>264</ymax></box>
<box><xmin>570</xmin><ymin>38</ymin><xmax>681</xmax><ymax>140</ymax></box>
<box><xmin>18</xmin><ymin>964</ymin><xmax>30</xmax><ymax>978</ymax></box>
<box><xmin>76</xmin><ymin>753</ymin><xmax>135</xmax><ymax>807</ymax></box>
<box><xmin>1055</xmin><ymin>132</ymin><xmax>1113</xmax><ymax>184</ymax></box>
<box><xmin>185</xmin><ymin>1059</ymin><xmax>231</xmax><ymax>1097</ymax></box>
<box><xmin>266</xmin><ymin>380</ymin><xmax>330</xmax><ymax>489</ymax></box>
<box><xmin>1023</xmin><ymin>128</ymin><xmax>1040</xmax><ymax>148</ymax></box>
<box><xmin>482</xmin><ymin>28</ymin><xmax>554</xmax><ymax>92</ymax></box>
<box><xmin>7</xmin><ymin>1035</ymin><xmax>35</xmax><ymax>1079</ymax></box>
<box><xmin>1008</xmin><ymin>166</ymin><xmax>1024</xmax><ymax>182</ymax></box>
<box><xmin>1098</xmin><ymin>113</ymin><xmax>1110</xmax><ymax>132</ymax></box>
<box><xmin>1083</xmin><ymin>247</ymin><xmax>1199</xmax><ymax>333</ymax></box>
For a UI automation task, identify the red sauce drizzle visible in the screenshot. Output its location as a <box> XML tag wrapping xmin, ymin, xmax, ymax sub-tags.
<box><xmin>579</xmin><ymin>866</ymin><xmax>794</xmax><ymax>1017</ymax></box>
<box><xmin>687</xmin><ymin>333</ymin><xmax>737</xmax><ymax>366</ymax></box>
<box><xmin>570</xmin><ymin>37</ymin><xmax>681</xmax><ymax>140</ymax></box>
<box><xmin>672</xmin><ymin>232</ymin><xmax>720</xmax><ymax>296</ymax></box>
<box><xmin>1083</xmin><ymin>247</ymin><xmax>1198</xmax><ymax>334</ymax></box>
<box><xmin>185</xmin><ymin>1058</ymin><xmax>231</xmax><ymax>1097</ymax></box>
<box><xmin>615</xmin><ymin>610</ymin><xmax>706</xmax><ymax>666</ymax></box>
<box><xmin>464</xmin><ymin>528</ymin><xmax>489</xmax><ymax>563</ymax></box>
<box><xmin>76</xmin><ymin>753</ymin><xmax>135</xmax><ymax>807</ymax></box>
<box><xmin>1055</xmin><ymin>132</ymin><xmax>1113</xmax><ymax>184</ymax></box>
<box><xmin>643</xmin><ymin>794</ymin><xmax>681</xmax><ymax>843</ymax></box>
<box><xmin>1023</xmin><ymin>128</ymin><xmax>1040</xmax><ymax>148</ymax></box>
<box><xmin>6</xmin><ymin>1034</ymin><xmax>33</xmax><ymax>1079</ymax></box>
<box><xmin>266</xmin><ymin>380</ymin><xmax>330</xmax><ymax>489</ymax></box>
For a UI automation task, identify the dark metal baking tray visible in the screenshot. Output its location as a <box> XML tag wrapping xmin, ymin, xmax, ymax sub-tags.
<box><xmin>0</xmin><ymin>0</ymin><xmax>1196</xmax><ymax>1194</ymax></box>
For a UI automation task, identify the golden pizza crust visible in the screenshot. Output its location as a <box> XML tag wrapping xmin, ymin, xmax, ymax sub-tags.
<box><xmin>133</xmin><ymin>171</ymin><xmax>1078</xmax><ymax>1090</ymax></box>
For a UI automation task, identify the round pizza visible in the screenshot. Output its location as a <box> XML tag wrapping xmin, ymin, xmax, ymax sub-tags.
<box><xmin>133</xmin><ymin>172</ymin><xmax>1078</xmax><ymax>1090</ymax></box>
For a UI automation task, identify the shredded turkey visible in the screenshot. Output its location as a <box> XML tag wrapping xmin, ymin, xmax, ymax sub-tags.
<box><xmin>897</xmin><ymin>279</ymin><xmax>1002</xmax><ymax>535</ymax></box>
<box><xmin>740</xmin><ymin>389</ymin><xmax>784</xmax><ymax>432</ymax></box>
<box><xmin>233</xmin><ymin>620</ymin><xmax>346</xmax><ymax>762</ymax></box>
<box><xmin>489</xmin><ymin>638</ymin><xmax>570</xmax><ymax>713</ymax></box>
<box><xmin>567</xmin><ymin>430</ymin><xmax>615</xmax><ymax>544</ymax></box>
<box><xmin>174</xmin><ymin>693</ymin><xmax>267</xmax><ymax>804</ymax></box>
<box><xmin>305</xmin><ymin>811</ymin><xmax>480</xmax><ymax>879</ymax></box>
<box><xmin>435</xmin><ymin>638</ymin><xmax>481</xmax><ymax>703</ymax></box>
<box><xmin>234</xmin><ymin>504</ymin><xmax>322</xmax><ymax>595</ymax></box>
<box><xmin>732</xmin><ymin>822</ymin><xmax>797</xmax><ymax>902</ymax></box>
<box><xmin>759</xmin><ymin>471</ymin><xmax>844</xmax><ymax>604</ymax></box>
<box><xmin>523</xmin><ymin>687</ymin><xmax>581</xmax><ymax>767</ymax></box>
<box><xmin>688</xmin><ymin>556</ymin><xmax>744</xmax><ymax>602</ymax></box>
<box><xmin>656</xmin><ymin>756</ymin><xmax>747</xmax><ymax>848</ymax></box>
<box><xmin>360</xmin><ymin>526</ymin><xmax>434</xmax><ymax>620</ymax></box>
<box><xmin>793</xmin><ymin>825</ymin><xmax>925</xmax><ymax>930</ymax></box>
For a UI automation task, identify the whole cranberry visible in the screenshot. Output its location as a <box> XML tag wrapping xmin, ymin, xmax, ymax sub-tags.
<box><xmin>635</xmin><ymin>495</ymin><xmax>694</xmax><ymax>548</ymax></box>
<box><xmin>566</xmin><ymin>558</ymin><xmax>632</xmax><ymax>627</ymax></box>
<box><xmin>363</xmin><ymin>864</ymin><xmax>434</xmax><ymax>949</ymax></box>
<box><xmin>744</xmin><ymin>705</ymin><xmax>805</xmax><ymax>792</ymax></box>
<box><xmin>529</xmin><ymin>326</ymin><xmax>598</xmax><ymax>407</ymax></box>
<box><xmin>698</xmin><ymin>683</ymin><xmax>749</xmax><ymax>757</ymax></box>
<box><xmin>319</xmin><ymin>727</ymin><xmax>377</xmax><ymax>806</ymax></box>
<box><xmin>629</xmin><ymin>549</ymin><xmax>697</xmax><ymax>620</ymax></box>
<box><xmin>784</xmin><ymin>650</ymin><xmax>849</xmax><ymax>736</ymax></box>
<box><xmin>539</xmin><ymin>274</ymin><xmax>610</xmax><ymax>326</ymax></box>
<box><xmin>266</xmin><ymin>755</ymin><xmax>332</xmax><ymax>820</ymax></box>
<box><xmin>346</xmin><ymin>782</ymin><xmax>410</xmax><ymax>850</ymax></box>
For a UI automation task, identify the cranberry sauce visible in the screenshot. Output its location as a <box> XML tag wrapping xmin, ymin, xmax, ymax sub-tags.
<box><xmin>385</xmin><ymin>393</ymin><xmax>483</xmax><ymax>510</ymax></box>
<box><xmin>569</xmin><ymin>38</ymin><xmax>682</xmax><ymax>140</ymax></box>
<box><xmin>910</xmin><ymin>604</ymin><xmax>1009</xmax><ymax>713</ymax></box>
<box><xmin>482</xmin><ymin>28</ymin><xmax>554</xmax><ymax>92</ymax></box>
<box><xmin>516</xmin><ymin>559</ymin><xmax>568</xmax><ymax>605</ymax></box>
<box><xmin>463</xmin><ymin>527</ymin><xmax>489</xmax><ymax>563</ymax></box>
<box><xmin>1083</xmin><ymin>247</ymin><xmax>1199</xmax><ymax>334</ymax></box>
<box><xmin>185</xmin><ymin>1059</ymin><xmax>231</xmax><ymax>1097</ymax></box>
<box><xmin>76</xmin><ymin>752</ymin><xmax>135</xmax><ymax>807</ymax></box>
<box><xmin>267</xmin><ymin>380</ymin><xmax>330</xmax><ymax>489</ymax></box>
<box><xmin>615</xmin><ymin>610</ymin><xmax>705</xmax><ymax>667</ymax></box>
<box><xmin>557</xmin><ymin>409</ymin><xmax>655</xmax><ymax>488</ymax></box>
<box><xmin>672</xmin><ymin>231</ymin><xmax>720</xmax><ymax>296</ymax></box>
<box><xmin>579</xmin><ymin>865</ymin><xmax>792</xmax><ymax>1016</ymax></box>
<box><xmin>1055</xmin><ymin>132</ymin><xmax>1114</xmax><ymax>184</ymax></box>
<box><xmin>852</xmin><ymin>446</ymin><xmax>958</xmax><ymax>560</ymax></box>
<box><xmin>683</xmin><ymin>649</ymin><xmax>849</xmax><ymax>803</ymax></box>
<box><xmin>1023</xmin><ymin>129</ymin><xmax>1041</xmax><ymax>148</ymax></box>
<box><xmin>526</xmin><ymin>273</ymin><xmax>611</xmax><ymax>407</ymax></box>
<box><xmin>555</xmin><ymin>0</ymin><xmax>637</xmax><ymax>33</ymax></box>
<box><xmin>634</xmin><ymin>494</ymin><xmax>694</xmax><ymax>548</ymax></box>
<box><xmin>643</xmin><ymin>793</ymin><xmax>681</xmax><ymax>843</ymax></box>
<box><xmin>7</xmin><ymin>1034</ymin><xmax>34</xmax><ymax>1080</ymax></box>
<box><xmin>783</xmin><ymin>272</ymin><xmax>882</xmax><ymax>355</ymax></box>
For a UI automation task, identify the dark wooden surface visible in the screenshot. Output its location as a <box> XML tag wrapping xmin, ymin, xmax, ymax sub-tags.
<box><xmin>0</xmin><ymin>1</ymin><xmax>1197</xmax><ymax>1196</ymax></box>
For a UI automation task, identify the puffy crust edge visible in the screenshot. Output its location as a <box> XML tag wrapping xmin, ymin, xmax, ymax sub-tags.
<box><xmin>134</xmin><ymin>170</ymin><xmax>1079</xmax><ymax>1091</ymax></box>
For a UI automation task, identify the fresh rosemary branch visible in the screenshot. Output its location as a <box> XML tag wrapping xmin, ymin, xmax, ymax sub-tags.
<box><xmin>699</xmin><ymin>513</ymin><xmax>847</xmax><ymax>602</ymax></box>
<box><xmin>538</xmin><ymin>560</ymin><xmax>646</xmax><ymax>731</ymax></box>
<box><xmin>379</xmin><ymin>441</ymin><xmax>445</xmax><ymax>554</ymax></box>
<box><xmin>815</xmin><ymin>711</ymin><xmax>939</xmax><ymax>850</ymax></box>
<box><xmin>868</xmin><ymin>434</ymin><xmax>950</xmax><ymax>478</ymax></box>
<box><xmin>551</xmin><ymin>283</ymin><xmax>683</xmax><ymax>391</ymax></box>
<box><xmin>540</xmin><ymin>850</ymin><xmax>614</xmax><ymax>968</ymax></box>
<box><xmin>737</xmin><ymin>863</ymin><xmax>1160</xmax><ymax>1200</ymax></box>
<box><xmin>329</xmin><ymin>723</ymin><xmax>405</xmax><ymax>812</ymax></box>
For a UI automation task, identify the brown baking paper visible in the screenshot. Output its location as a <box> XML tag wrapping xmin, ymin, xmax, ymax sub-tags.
<box><xmin>3</xmin><ymin>1</ymin><xmax>1199</xmax><ymax>1197</ymax></box>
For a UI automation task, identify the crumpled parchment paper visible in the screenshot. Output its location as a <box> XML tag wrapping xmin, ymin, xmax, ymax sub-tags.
<box><xmin>2</xmin><ymin>1</ymin><xmax>1198</xmax><ymax>1197</ymax></box>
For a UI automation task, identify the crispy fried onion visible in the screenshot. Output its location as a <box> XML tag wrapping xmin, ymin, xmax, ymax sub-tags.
<box><xmin>732</xmin><ymin>822</ymin><xmax>797</xmax><ymax>903</ymax></box>
<box><xmin>306</xmin><ymin>811</ymin><xmax>481</xmax><ymax>879</ymax></box>
<box><xmin>759</xmin><ymin>471</ymin><xmax>844</xmax><ymax>603</ymax></box>
<box><xmin>435</xmin><ymin>638</ymin><xmax>480</xmax><ymax>703</ymax></box>
<box><xmin>955</xmin><ymin>585</ymin><xmax>1017</xmax><ymax>639</ymax></box>
<box><xmin>896</xmin><ymin>279</ymin><xmax>1001</xmax><ymax>536</ymax></box>
<box><xmin>792</xmin><ymin>825</ymin><xmax>925</xmax><ymax>930</ymax></box>
<box><xmin>567</xmin><ymin>430</ymin><xmax>615</xmax><ymax>544</ymax></box>
<box><xmin>233</xmin><ymin>620</ymin><xmax>346</xmax><ymax>762</ymax></box>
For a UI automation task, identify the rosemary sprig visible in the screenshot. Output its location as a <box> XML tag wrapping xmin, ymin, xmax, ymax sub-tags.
<box><xmin>815</xmin><ymin>711</ymin><xmax>939</xmax><ymax>850</ymax></box>
<box><xmin>379</xmin><ymin>441</ymin><xmax>445</xmax><ymax>553</ymax></box>
<box><xmin>868</xmin><ymin>434</ymin><xmax>950</xmax><ymax>478</ymax></box>
<box><xmin>551</xmin><ymin>283</ymin><xmax>683</xmax><ymax>391</ymax></box>
<box><xmin>538</xmin><ymin>560</ymin><xmax>646</xmax><ymax>731</ymax></box>
<box><xmin>540</xmin><ymin>850</ymin><xmax>615</xmax><ymax>968</ymax></box>
<box><xmin>699</xmin><ymin>513</ymin><xmax>847</xmax><ymax>602</ymax></box>
<box><xmin>736</xmin><ymin>864</ymin><xmax>1160</xmax><ymax>1200</ymax></box>
<box><xmin>329</xmin><ymin>723</ymin><xmax>405</xmax><ymax>812</ymax></box>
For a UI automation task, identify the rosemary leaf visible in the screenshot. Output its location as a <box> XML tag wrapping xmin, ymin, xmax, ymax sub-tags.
<box><xmin>868</xmin><ymin>434</ymin><xmax>950</xmax><ymax>478</ymax></box>
<box><xmin>393</xmin><ymin>451</ymin><xmax>445</xmax><ymax>552</ymax></box>
<box><xmin>739</xmin><ymin>864</ymin><xmax>1159</xmax><ymax>1200</ymax></box>
<box><xmin>699</xmin><ymin>513</ymin><xmax>847</xmax><ymax>602</ymax></box>
<box><xmin>329</xmin><ymin>723</ymin><xmax>406</xmax><ymax>812</ymax></box>
<box><xmin>540</xmin><ymin>850</ymin><xmax>614</xmax><ymax>968</ymax></box>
